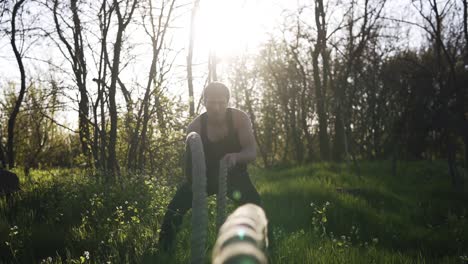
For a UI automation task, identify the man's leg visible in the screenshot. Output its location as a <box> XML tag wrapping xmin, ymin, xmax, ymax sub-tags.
<box><xmin>158</xmin><ymin>182</ymin><xmax>192</xmax><ymax>250</ymax></box>
<box><xmin>226</xmin><ymin>172</ymin><xmax>276</xmax><ymax>252</ymax></box>
<box><xmin>227</xmin><ymin>172</ymin><xmax>261</xmax><ymax>206</ymax></box>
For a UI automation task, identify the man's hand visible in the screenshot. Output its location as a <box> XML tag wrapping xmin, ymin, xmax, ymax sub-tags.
<box><xmin>223</xmin><ymin>153</ymin><xmax>238</xmax><ymax>169</ymax></box>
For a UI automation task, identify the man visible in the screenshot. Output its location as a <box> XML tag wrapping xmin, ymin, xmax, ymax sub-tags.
<box><xmin>159</xmin><ymin>82</ymin><xmax>261</xmax><ymax>250</ymax></box>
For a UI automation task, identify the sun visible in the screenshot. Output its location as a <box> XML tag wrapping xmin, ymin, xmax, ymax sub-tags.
<box><xmin>193</xmin><ymin>0</ymin><xmax>267</xmax><ymax>61</ymax></box>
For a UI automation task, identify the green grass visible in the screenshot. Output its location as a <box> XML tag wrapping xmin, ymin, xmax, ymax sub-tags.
<box><xmin>1</xmin><ymin>161</ymin><xmax>467</xmax><ymax>263</ymax></box>
<box><xmin>256</xmin><ymin>161</ymin><xmax>468</xmax><ymax>263</ymax></box>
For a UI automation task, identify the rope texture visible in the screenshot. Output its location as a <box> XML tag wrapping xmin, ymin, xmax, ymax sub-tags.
<box><xmin>187</xmin><ymin>132</ymin><xmax>207</xmax><ymax>264</ymax></box>
<box><xmin>217</xmin><ymin>158</ymin><xmax>227</xmax><ymax>230</ymax></box>
<box><xmin>212</xmin><ymin>204</ymin><xmax>269</xmax><ymax>264</ymax></box>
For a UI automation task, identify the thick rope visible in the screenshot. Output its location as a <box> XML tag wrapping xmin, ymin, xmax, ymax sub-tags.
<box><xmin>212</xmin><ymin>203</ymin><xmax>269</xmax><ymax>264</ymax></box>
<box><xmin>187</xmin><ymin>132</ymin><xmax>207</xmax><ymax>264</ymax></box>
<box><xmin>217</xmin><ymin>158</ymin><xmax>227</xmax><ymax>230</ymax></box>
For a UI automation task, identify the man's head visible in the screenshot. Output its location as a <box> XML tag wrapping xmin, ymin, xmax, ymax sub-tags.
<box><xmin>203</xmin><ymin>82</ymin><xmax>230</xmax><ymax>122</ymax></box>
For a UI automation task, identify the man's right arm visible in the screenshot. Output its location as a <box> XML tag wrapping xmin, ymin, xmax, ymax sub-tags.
<box><xmin>186</xmin><ymin>116</ymin><xmax>201</xmax><ymax>135</ymax></box>
<box><xmin>185</xmin><ymin>116</ymin><xmax>201</xmax><ymax>183</ymax></box>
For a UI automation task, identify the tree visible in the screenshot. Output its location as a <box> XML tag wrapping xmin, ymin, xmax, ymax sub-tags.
<box><xmin>0</xmin><ymin>125</ymin><xmax>5</xmax><ymax>168</ymax></box>
<box><xmin>91</xmin><ymin>0</ymin><xmax>113</xmax><ymax>172</ymax></box>
<box><xmin>107</xmin><ymin>0</ymin><xmax>138</xmax><ymax>178</ymax></box>
<box><xmin>462</xmin><ymin>0</ymin><xmax>468</xmax><ymax>168</ymax></box>
<box><xmin>412</xmin><ymin>0</ymin><xmax>465</xmax><ymax>190</ymax></box>
<box><xmin>51</xmin><ymin>0</ymin><xmax>91</xmax><ymax>166</ymax></box>
<box><xmin>312</xmin><ymin>0</ymin><xmax>331</xmax><ymax>161</ymax></box>
<box><xmin>332</xmin><ymin>0</ymin><xmax>386</xmax><ymax>162</ymax></box>
<box><xmin>187</xmin><ymin>0</ymin><xmax>200</xmax><ymax>117</ymax></box>
<box><xmin>126</xmin><ymin>0</ymin><xmax>176</xmax><ymax>171</ymax></box>
<box><xmin>289</xmin><ymin>28</ymin><xmax>315</xmax><ymax>162</ymax></box>
<box><xmin>6</xmin><ymin>0</ymin><xmax>27</xmax><ymax>169</ymax></box>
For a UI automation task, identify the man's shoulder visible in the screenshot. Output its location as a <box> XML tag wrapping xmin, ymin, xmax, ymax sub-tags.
<box><xmin>187</xmin><ymin>113</ymin><xmax>205</xmax><ymax>133</ymax></box>
<box><xmin>229</xmin><ymin>108</ymin><xmax>251</xmax><ymax>128</ymax></box>
<box><xmin>229</xmin><ymin>108</ymin><xmax>249</xmax><ymax>120</ymax></box>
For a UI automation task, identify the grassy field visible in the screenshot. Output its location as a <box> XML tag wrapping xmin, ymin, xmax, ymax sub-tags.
<box><xmin>1</xmin><ymin>161</ymin><xmax>467</xmax><ymax>263</ymax></box>
<box><xmin>257</xmin><ymin>161</ymin><xmax>468</xmax><ymax>264</ymax></box>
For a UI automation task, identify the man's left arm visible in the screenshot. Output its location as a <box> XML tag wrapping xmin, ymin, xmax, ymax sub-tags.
<box><xmin>224</xmin><ymin>111</ymin><xmax>257</xmax><ymax>168</ymax></box>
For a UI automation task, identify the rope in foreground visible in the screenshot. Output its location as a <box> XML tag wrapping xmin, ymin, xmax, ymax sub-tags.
<box><xmin>212</xmin><ymin>203</ymin><xmax>269</xmax><ymax>264</ymax></box>
<box><xmin>217</xmin><ymin>158</ymin><xmax>227</xmax><ymax>230</ymax></box>
<box><xmin>187</xmin><ymin>132</ymin><xmax>207</xmax><ymax>264</ymax></box>
<box><xmin>187</xmin><ymin>132</ymin><xmax>268</xmax><ymax>264</ymax></box>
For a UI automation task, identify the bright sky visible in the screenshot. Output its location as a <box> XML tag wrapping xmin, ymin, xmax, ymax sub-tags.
<box><xmin>0</xmin><ymin>0</ymin><xmax>423</xmax><ymax>88</ymax></box>
<box><xmin>0</xmin><ymin>0</ymin><xmax>428</xmax><ymax>129</ymax></box>
<box><xmin>193</xmin><ymin>0</ymin><xmax>282</xmax><ymax>59</ymax></box>
<box><xmin>0</xmin><ymin>0</ymin><xmax>293</xmax><ymax>128</ymax></box>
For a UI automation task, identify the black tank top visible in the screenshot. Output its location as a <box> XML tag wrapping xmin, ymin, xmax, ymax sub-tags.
<box><xmin>200</xmin><ymin>108</ymin><xmax>248</xmax><ymax>189</ymax></box>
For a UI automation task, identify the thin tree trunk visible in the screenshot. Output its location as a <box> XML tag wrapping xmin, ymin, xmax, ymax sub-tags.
<box><xmin>136</xmin><ymin>0</ymin><xmax>175</xmax><ymax>170</ymax></box>
<box><xmin>461</xmin><ymin>0</ymin><xmax>468</xmax><ymax>169</ymax></box>
<box><xmin>291</xmin><ymin>46</ymin><xmax>314</xmax><ymax>162</ymax></box>
<box><xmin>71</xmin><ymin>0</ymin><xmax>90</xmax><ymax>163</ymax></box>
<box><xmin>312</xmin><ymin>0</ymin><xmax>330</xmax><ymax>161</ymax></box>
<box><xmin>108</xmin><ymin>0</ymin><xmax>137</xmax><ymax>178</ymax></box>
<box><xmin>209</xmin><ymin>50</ymin><xmax>217</xmax><ymax>82</ymax></box>
<box><xmin>108</xmin><ymin>27</ymin><xmax>122</xmax><ymax>178</ymax></box>
<box><xmin>0</xmin><ymin>139</ymin><xmax>5</xmax><ymax>168</ymax></box>
<box><xmin>7</xmin><ymin>0</ymin><xmax>27</xmax><ymax>169</ymax></box>
<box><xmin>53</xmin><ymin>0</ymin><xmax>91</xmax><ymax>164</ymax></box>
<box><xmin>288</xmin><ymin>94</ymin><xmax>303</xmax><ymax>163</ymax></box>
<box><xmin>96</xmin><ymin>0</ymin><xmax>111</xmax><ymax>172</ymax></box>
<box><xmin>187</xmin><ymin>0</ymin><xmax>200</xmax><ymax>117</ymax></box>
<box><xmin>312</xmin><ymin>49</ymin><xmax>330</xmax><ymax>161</ymax></box>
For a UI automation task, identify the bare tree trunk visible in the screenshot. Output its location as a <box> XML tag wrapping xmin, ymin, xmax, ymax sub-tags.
<box><xmin>95</xmin><ymin>0</ymin><xmax>112</xmax><ymax>172</ymax></box>
<box><xmin>7</xmin><ymin>0</ymin><xmax>27</xmax><ymax>169</ymax></box>
<box><xmin>312</xmin><ymin>47</ymin><xmax>329</xmax><ymax>162</ymax></box>
<box><xmin>108</xmin><ymin>0</ymin><xmax>137</xmax><ymax>178</ymax></box>
<box><xmin>71</xmin><ymin>0</ymin><xmax>90</xmax><ymax>164</ymax></box>
<box><xmin>312</xmin><ymin>0</ymin><xmax>330</xmax><ymax>161</ymax></box>
<box><xmin>0</xmin><ymin>135</ymin><xmax>6</xmax><ymax>168</ymax></box>
<box><xmin>299</xmin><ymin>83</ymin><xmax>313</xmax><ymax>162</ymax></box>
<box><xmin>187</xmin><ymin>0</ymin><xmax>200</xmax><ymax>117</ymax></box>
<box><xmin>52</xmin><ymin>0</ymin><xmax>91</xmax><ymax>165</ymax></box>
<box><xmin>290</xmin><ymin>42</ymin><xmax>314</xmax><ymax>162</ymax></box>
<box><xmin>332</xmin><ymin>0</ymin><xmax>385</xmax><ymax>163</ymax></box>
<box><xmin>91</xmin><ymin>99</ymin><xmax>100</xmax><ymax>169</ymax></box>
<box><xmin>138</xmin><ymin>45</ymin><xmax>158</xmax><ymax>170</ymax></box>
<box><xmin>461</xmin><ymin>0</ymin><xmax>468</xmax><ymax>169</ymax></box>
<box><xmin>288</xmin><ymin>91</ymin><xmax>303</xmax><ymax>163</ymax></box>
<box><xmin>154</xmin><ymin>87</ymin><xmax>167</xmax><ymax>132</ymax></box>
<box><xmin>414</xmin><ymin>0</ymin><xmax>463</xmax><ymax>190</ymax></box>
<box><xmin>134</xmin><ymin>0</ymin><xmax>175</xmax><ymax>170</ymax></box>
<box><xmin>209</xmin><ymin>50</ymin><xmax>217</xmax><ymax>82</ymax></box>
<box><xmin>100</xmin><ymin>87</ymin><xmax>107</xmax><ymax>171</ymax></box>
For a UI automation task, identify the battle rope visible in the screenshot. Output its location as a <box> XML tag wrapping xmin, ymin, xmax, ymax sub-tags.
<box><xmin>187</xmin><ymin>132</ymin><xmax>207</xmax><ymax>264</ymax></box>
<box><xmin>212</xmin><ymin>203</ymin><xmax>269</xmax><ymax>264</ymax></box>
<box><xmin>217</xmin><ymin>158</ymin><xmax>227</xmax><ymax>230</ymax></box>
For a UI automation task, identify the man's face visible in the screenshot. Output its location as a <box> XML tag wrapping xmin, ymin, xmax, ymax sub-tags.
<box><xmin>204</xmin><ymin>91</ymin><xmax>228</xmax><ymax>122</ymax></box>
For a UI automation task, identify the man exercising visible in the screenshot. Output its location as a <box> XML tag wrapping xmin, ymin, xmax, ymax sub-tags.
<box><xmin>158</xmin><ymin>82</ymin><xmax>261</xmax><ymax>250</ymax></box>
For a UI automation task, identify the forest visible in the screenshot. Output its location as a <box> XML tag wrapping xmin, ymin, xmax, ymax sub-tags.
<box><xmin>0</xmin><ymin>0</ymin><xmax>467</xmax><ymax>263</ymax></box>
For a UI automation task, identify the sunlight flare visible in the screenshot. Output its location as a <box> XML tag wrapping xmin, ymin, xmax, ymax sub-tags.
<box><xmin>193</xmin><ymin>0</ymin><xmax>268</xmax><ymax>60</ymax></box>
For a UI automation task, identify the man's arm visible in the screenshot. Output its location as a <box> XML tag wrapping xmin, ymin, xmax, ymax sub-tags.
<box><xmin>224</xmin><ymin>110</ymin><xmax>257</xmax><ymax>167</ymax></box>
<box><xmin>186</xmin><ymin>116</ymin><xmax>201</xmax><ymax>135</ymax></box>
